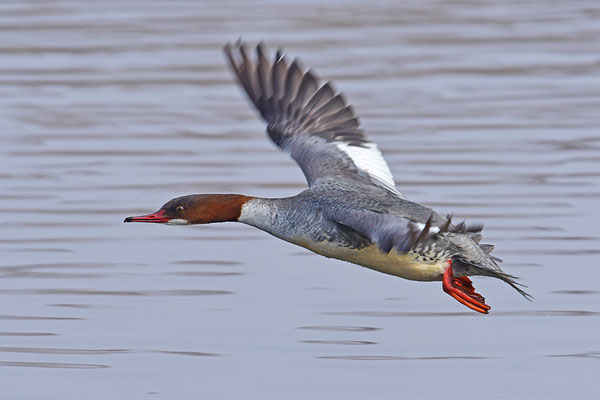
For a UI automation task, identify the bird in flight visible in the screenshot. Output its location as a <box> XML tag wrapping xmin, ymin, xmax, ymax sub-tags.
<box><xmin>125</xmin><ymin>41</ymin><xmax>532</xmax><ymax>313</ymax></box>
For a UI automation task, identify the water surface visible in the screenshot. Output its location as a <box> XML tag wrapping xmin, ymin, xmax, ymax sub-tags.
<box><xmin>1</xmin><ymin>1</ymin><xmax>600</xmax><ymax>399</ymax></box>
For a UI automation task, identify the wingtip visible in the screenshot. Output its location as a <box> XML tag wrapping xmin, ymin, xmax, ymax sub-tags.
<box><xmin>256</xmin><ymin>41</ymin><xmax>267</xmax><ymax>58</ymax></box>
<box><xmin>275</xmin><ymin>48</ymin><xmax>287</xmax><ymax>63</ymax></box>
<box><xmin>223</xmin><ymin>42</ymin><xmax>237</xmax><ymax>72</ymax></box>
<box><xmin>223</xmin><ymin>42</ymin><xmax>233</xmax><ymax>58</ymax></box>
<box><xmin>224</xmin><ymin>36</ymin><xmax>241</xmax><ymax>52</ymax></box>
<box><xmin>290</xmin><ymin>57</ymin><xmax>305</xmax><ymax>72</ymax></box>
<box><xmin>224</xmin><ymin>37</ymin><xmax>250</xmax><ymax>57</ymax></box>
<box><xmin>321</xmin><ymin>80</ymin><xmax>337</xmax><ymax>94</ymax></box>
<box><xmin>303</xmin><ymin>68</ymin><xmax>319</xmax><ymax>86</ymax></box>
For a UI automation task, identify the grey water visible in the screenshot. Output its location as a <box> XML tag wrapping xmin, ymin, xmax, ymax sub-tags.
<box><xmin>1</xmin><ymin>0</ymin><xmax>600</xmax><ymax>398</ymax></box>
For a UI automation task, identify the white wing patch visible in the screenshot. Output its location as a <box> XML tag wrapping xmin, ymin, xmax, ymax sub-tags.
<box><xmin>414</xmin><ymin>222</ymin><xmax>440</xmax><ymax>234</ymax></box>
<box><xmin>336</xmin><ymin>142</ymin><xmax>401</xmax><ymax>195</ymax></box>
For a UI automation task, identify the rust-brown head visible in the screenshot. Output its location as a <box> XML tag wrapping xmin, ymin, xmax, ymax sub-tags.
<box><xmin>124</xmin><ymin>194</ymin><xmax>252</xmax><ymax>225</ymax></box>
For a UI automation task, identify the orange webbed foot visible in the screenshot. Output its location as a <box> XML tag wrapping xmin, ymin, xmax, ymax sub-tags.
<box><xmin>442</xmin><ymin>261</ymin><xmax>491</xmax><ymax>314</ymax></box>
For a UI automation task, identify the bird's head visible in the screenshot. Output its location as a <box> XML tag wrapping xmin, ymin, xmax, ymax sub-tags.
<box><xmin>124</xmin><ymin>194</ymin><xmax>252</xmax><ymax>225</ymax></box>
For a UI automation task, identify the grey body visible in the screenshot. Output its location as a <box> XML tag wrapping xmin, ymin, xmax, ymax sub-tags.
<box><xmin>239</xmin><ymin>178</ymin><xmax>525</xmax><ymax>294</ymax></box>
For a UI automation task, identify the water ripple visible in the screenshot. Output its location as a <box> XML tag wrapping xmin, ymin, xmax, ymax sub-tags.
<box><xmin>298</xmin><ymin>326</ymin><xmax>380</xmax><ymax>332</ymax></box>
<box><xmin>322</xmin><ymin>310</ymin><xmax>598</xmax><ymax>318</ymax></box>
<box><xmin>552</xmin><ymin>290</ymin><xmax>600</xmax><ymax>296</ymax></box>
<box><xmin>549</xmin><ymin>351</ymin><xmax>600</xmax><ymax>359</ymax></box>
<box><xmin>0</xmin><ymin>347</ymin><xmax>129</xmax><ymax>355</ymax></box>
<box><xmin>0</xmin><ymin>314</ymin><xmax>83</xmax><ymax>321</ymax></box>
<box><xmin>318</xmin><ymin>355</ymin><xmax>494</xmax><ymax>361</ymax></box>
<box><xmin>300</xmin><ymin>340</ymin><xmax>377</xmax><ymax>346</ymax></box>
<box><xmin>0</xmin><ymin>361</ymin><xmax>109</xmax><ymax>369</ymax></box>
<box><xmin>0</xmin><ymin>289</ymin><xmax>233</xmax><ymax>296</ymax></box>
<box><xmin>0</xmin><ymin>332</ymin><xmax>58</xmax><ymax>337</ymax></box>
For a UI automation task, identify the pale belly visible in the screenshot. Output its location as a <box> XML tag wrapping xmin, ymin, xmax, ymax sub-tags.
<box><xmin>297</xmin><ymin>240</ymin><xmax>446</xmax><ymax>282</ymax></box>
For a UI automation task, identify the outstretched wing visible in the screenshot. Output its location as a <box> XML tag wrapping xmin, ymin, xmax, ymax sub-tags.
<box><xmin>224</xmin><ymin>41</ymin><xmax>401</xmax><ymax>196</ymax></box>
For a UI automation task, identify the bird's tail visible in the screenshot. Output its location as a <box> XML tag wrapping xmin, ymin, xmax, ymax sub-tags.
<box><xmin>445</xmin><ymin>224</ymin><xmax>533</xmax><ymax>301</ymax></box>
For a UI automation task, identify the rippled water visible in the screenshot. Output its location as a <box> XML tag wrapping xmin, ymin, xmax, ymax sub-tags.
<box><xmin>1</xmin><ymin>1</ymin><xmax>600</xmax><ymax>398</ymax></box>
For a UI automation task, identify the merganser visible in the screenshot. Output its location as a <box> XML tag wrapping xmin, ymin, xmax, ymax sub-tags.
<box><xmin>125</xmin><ymin>42</ymin><xmax>532</xmax><ymax>314</ymax></box>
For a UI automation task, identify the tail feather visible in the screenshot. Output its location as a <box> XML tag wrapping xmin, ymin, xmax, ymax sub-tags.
<box><xmin>454</xmin><ymin>256</ymin><xmax>533</xmax><ymax>301</ymax></box>
<box><xmin>448</xmin><ymin>226</ymin><xmax>532</xmax><ymax>302</ymax></box>
<box><xmin>491</xmin><ymin>270</ymin><xmax>534</xmax><ymax>302</ymax></box>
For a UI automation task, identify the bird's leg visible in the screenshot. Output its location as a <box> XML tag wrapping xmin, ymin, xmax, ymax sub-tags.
<box><xmin>442</xmin><ymin>260</ymin><xmax>491</xmax><ymax>314</ymax></box>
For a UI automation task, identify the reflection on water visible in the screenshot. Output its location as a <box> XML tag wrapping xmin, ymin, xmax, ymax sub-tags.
<box><xmin>1</xmin><ymin>0</ymin><xmax>599</xmax><ymax>399</ymax></box>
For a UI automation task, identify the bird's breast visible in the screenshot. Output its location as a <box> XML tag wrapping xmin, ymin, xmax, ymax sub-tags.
<box><xmin>296</xmin><ymin>239</ymin><xmax>447</xmax><ymax>282</ymax></box>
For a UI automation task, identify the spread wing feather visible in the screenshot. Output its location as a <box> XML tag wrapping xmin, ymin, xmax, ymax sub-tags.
<box><xmin>224</xmin><ymin>41</ymin><xmax>401</xmax><ymax>196</ymax></box>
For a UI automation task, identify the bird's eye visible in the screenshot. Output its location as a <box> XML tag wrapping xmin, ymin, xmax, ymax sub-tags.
<box><xmin>176</xmin><ymin>206</ymin><xmax>185</xmax><ymax>214</ymax></box>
